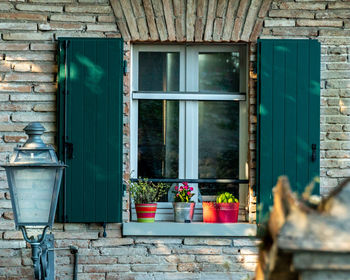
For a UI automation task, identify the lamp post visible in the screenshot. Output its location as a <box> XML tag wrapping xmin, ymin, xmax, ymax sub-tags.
<box><xmin>1</xmin><ymin>122</ymin><xmax>65</xmax><ymax>280</ymax></box>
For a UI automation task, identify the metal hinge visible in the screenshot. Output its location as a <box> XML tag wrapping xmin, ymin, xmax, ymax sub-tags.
<box><xmin>123</xmin><ymin>60</ymin><xmax>127</xmax><ymax>76</ymax></box>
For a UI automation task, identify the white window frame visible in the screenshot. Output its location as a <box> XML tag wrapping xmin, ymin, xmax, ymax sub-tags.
<box><xmin>130</xmin><ymin>44</ymin><xmax>248</xmax><ymax>221</ymax></box>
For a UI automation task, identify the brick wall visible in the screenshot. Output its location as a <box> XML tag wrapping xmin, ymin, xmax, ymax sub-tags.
<box><xmin>0</xmin><ymin>0</ymin><xmax>349</xmax><ymax>279</ymax></box>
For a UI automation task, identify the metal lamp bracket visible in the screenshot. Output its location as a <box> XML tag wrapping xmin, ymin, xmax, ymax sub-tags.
<box><xmin>20</xmin><ymin>226</ymin><xmax>55</xmax><ymax>280</ymax></box>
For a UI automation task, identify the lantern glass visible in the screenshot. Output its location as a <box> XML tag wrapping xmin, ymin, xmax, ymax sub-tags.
<box><xmin>15</xmin><ymin>150</ymin><xmax>53</xmax><ymax>163</ymax></box>
<box><xmin>8</xmin><ymin>167</ymin><xmax>60</xmax><ymax>225</ymax></box>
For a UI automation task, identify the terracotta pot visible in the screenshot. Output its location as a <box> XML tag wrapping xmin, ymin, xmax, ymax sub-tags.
<box><xmin>135</xmin><ymin>203</ymin><xmax>157</xmax><ymax>223</ymax></box>
<box><xmin>202</xmin><ymin>202</ymin><xmax>219</xmax><ymax>223</ymax></box>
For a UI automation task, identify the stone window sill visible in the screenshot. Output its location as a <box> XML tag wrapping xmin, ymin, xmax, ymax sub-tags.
<box><xmin>122</xmin><ymin>222</ymin><xmax>257</xmax><ymax>237</ymax></box>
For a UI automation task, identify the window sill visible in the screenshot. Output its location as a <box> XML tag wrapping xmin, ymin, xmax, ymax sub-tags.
<box><xmin>122</xmin><ymin>222</ymin><xmax>257</xmax><ymax>237</ymax></box>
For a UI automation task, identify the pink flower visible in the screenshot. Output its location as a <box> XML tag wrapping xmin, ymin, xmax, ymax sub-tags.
<box><xmin>176</xmin><ymin>193</ymin><xmax>179</xmax><ymax>197</ymax></box>
<box><xmin>183</xmin><ymin>182</ymin><xmax>188</xmax><ymax>186</ymax></box>
<box><xmin>187</xmin><ymin>192</ymin><xmax>191</xmax><ymax>196</ymax></box>
<box><xmin>179</xmin><ymin>187</ymin><xmax>183</xmax><ymax>191</ymax></box>
<box><xmin>189</xmin><ymin>187</ymin><xmax>194</xmax><ymax>191</ymax></box>
<box><xmin>184</xmin><ymin>186</ymin><xmax>188</xmax><ymax>190</ymax></box>
<box><xmin>174</xmin><ymin>186</ymin><xmax>178</xmax><ymax>191</ymax></box>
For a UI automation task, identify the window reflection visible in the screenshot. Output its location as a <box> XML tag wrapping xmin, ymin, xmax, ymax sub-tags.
<box><xmin>139</xmin><ymin>52</ymin><xmax>180</xmax><ymax>91</ymax></box>
<box><xmin>138</xmin><ymin>100</ymin><xmax>179</xmax><ymax>179</ymax></box>
<box><xmin>199</xmin><ymin>52</ymin><xmax>240</xmax><ymax>92</ymax></box>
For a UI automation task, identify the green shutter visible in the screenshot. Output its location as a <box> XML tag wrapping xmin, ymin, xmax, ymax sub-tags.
<box><xmin>257</xmin><ymin>39</ymin><xmax>320</xmax><ymax>219</ymax></box>
<box><xmin>57</xmin><ymin>38</ymin><xmax>124</xmax><ymax>223</ymax></box>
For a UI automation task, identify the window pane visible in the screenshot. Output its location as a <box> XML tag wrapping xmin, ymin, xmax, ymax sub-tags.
<box><xmin>199</xmin><ymin>52</ymin><xmax>240</xmax><ymax>93</ymax></box>
<box><xmin>198</xmin><ymin>101</ymin><xmax>239</xmax><ymax>195</ymax></box>
<box><xmin>138</xmin><ymin>100</ymin><xmax>179</xmax><ymax>179</ymax></box>
<box><xmin>139</xmin><ymin>52</ymin><xmax>180</xmax><ymax>91</ymax></box>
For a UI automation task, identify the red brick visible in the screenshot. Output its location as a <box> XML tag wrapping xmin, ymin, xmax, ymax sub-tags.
<box><xmin>0</xmin><ymin>12</ymin><xmax>47</xmax><ymax>21</ymax></box>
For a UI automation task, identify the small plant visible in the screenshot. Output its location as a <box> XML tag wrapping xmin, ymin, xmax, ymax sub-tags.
<box><xmin>216</xmin><ymin>192</ymin><xmax>238</xmax><ymax>203</ymax></box>
<box><xmin>172</xmin><ymin>182</ymin><xmax>195</xmax><ymax>203</ymax></box>
<box><xmin>129</xmin><ymin>178</ymin><xmax>168</xmax><ymax>204</ymax></box>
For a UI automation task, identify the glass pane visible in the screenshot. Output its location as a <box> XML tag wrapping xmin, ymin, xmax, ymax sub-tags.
<box><xmin>10</xmin><ymin>168</ymin><xmax>56</xmax><ymax>224</ymax></box>
<box><xmin>15</xmin><ymin>150</ymin><xmax>52</xmax><ymax>163</ymax></box>
<box><xmin>199</xmin><ymin>52</ymin><xmax>240</xmax><ymax>92</ymax></box>
<box><xmin>138</xmin><ymin>100</ymin><xmax>179</xmax><ymax>179</ymax></box>
<box><xmin>139</xmin><ymin>52</ymin><xmax>180</xmax><ymax>91</ymax></box>
<box><xmin>198</xmin><ymin>101</ymin><xmax>239</xmax><ymax>196</ymax></box>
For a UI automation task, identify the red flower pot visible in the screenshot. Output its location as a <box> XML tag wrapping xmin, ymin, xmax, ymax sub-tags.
<box><xmin>217</xmin><ymin>202</ymin><xmax>239</xmax><ymax>223</ymax></box>
<box><xmin>202</xmin><ymin>202</ymin><xmax>219</xmax><ymax>223</ymax></box>
<box><xmin>135</xmin><ymin>203</ymin><xmax>157</xmax><ymax>223</ymax></box>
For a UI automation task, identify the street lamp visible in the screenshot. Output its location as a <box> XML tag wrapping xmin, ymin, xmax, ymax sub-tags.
<box><xmin>2</xmin><ymin>122</ymin><xmax>65</xmax><ymax>280</ymax></box>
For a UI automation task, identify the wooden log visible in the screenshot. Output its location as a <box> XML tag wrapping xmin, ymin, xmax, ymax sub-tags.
<box><xmin>222</xmin><ymin>0</ymin><xmax>239</xmax><ymax>41</ymax></box>
<box><xmin>131</xmin><ymin>0</ymin><xmax>149</xmax><ymax>40</ymax></box>
<box><xmin>241</xmin><ymin>0</ymin><xmax>262</xmax><ymax>41</ymax></box>
<box><xmin>152</xmin><ymin>0</ymin><xmax>168</xmax><ymax>41</ymax></box>
<box><xmin>258</xmin><ymin>0</ymin><xmax>273</xmax><ymax>18</ymax></box>
<box><xmin>143</xmin><ymin>0</ymin><xmax>159</xmax><ymax>40</ymax></box>
<box><xmin>186</xmin><ymin>0</ymin><xmax>197</xmax><ymax>41</ymax></box>
<box><xmin>250</xmin><ymin>18</ymin><xmax>263</xmax><ymax>42</ymax></box>
<box><xmin>120</xmin><ymin>0</ymin><xmax>140</xmax><ymax>40</ymax></box>
<box><xmin>213</xmin><ymin>0</ymin><xmax>227</xmax><ymax>41</ymax></box>
<box><xmin>194</xmin><ymin>0</ymin><xmax>208</xmax><ymax>42</ymax></box>
<box><xmin>231</xmin><ymin>0</ymin><xmax>250</xmax><ymax>41</ymax></box>
<box><xmin>162</xmin><ymin>0</ymin><xmax>176</xmax><ymax>41</ymax></box>
<box><xmin>110</xmin><ymin>0</ymin><xmax>131</xmax><ymax>41</ymax></box>
<box><xmin>204</xmin><ymin>0</ymin><xmax>217</xmax><ymax>41</ymax></box>
<box><xmin>173</xmin><ymin>0</ymin><xmax>185</xmax><ymax>41</ymax></box>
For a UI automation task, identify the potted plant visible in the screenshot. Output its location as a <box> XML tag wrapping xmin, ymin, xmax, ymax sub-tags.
<box><xmin>203</xmin><ymin>192</ymin><xmax>239</xmax><ymax>223</ymax></box>
<box><xmin>129</xmin><ymin>178</ymin><xmax>168</xmax><ymax>223</ymax></box>
<box><xmin>172</xmin><ymin>182</ymin><xmax>195</xmax><ymax>223</ymax></box>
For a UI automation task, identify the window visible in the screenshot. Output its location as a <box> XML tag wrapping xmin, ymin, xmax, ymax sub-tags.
<box><xmin>130</xmin><ymin>45</ymin><xmax>248</xmax><ymax>219</ymax></box>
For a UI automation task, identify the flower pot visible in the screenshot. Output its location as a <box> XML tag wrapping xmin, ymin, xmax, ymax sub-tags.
<box><xmin>135</xmin><ymin>203</ymin><xmax>157</xmax><ymax>223</ymax></box>
<box><xmin>202</xmin><ymin>202</ymin><xmax>219</xmax><ymax>223</ymax></box>
<box><xmin>217</xmin><ymin>202</ymin><xmax>239</xmax><ymax>223</ymax></box>
<box><xmin>173</xmin><ymin>202</ymin><xmax>195</xmax><ymax>223</ymax></box>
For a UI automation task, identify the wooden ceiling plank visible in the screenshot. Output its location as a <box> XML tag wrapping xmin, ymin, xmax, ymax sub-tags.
<box><xmin>186</xmin><ymin>0</ymin><xmax>197</xmax><ymax>41</ymax></box>
<box><xmin>213</xmin><ymin>0</ymin><xmax>228</xmax><ymax>41</ymax></box>
<box><xmin>143</xmin><ymin>0</ymin><xmax>159</xmax><ymax>40</ymax></box>
<box><xmin>241</xmin><ymin>0</ymin><xmax>262</xmax><ymax>41</ymax></box>
<box><xmin>110</xmin><ymin>0</ymin><xmax>131</xmax><ymax>41</ymax></box>
<box><xmin>231</xmin><ymin>0</ymin><xmax>250</xmax><ymax>42</ymax></box>
<box><xmin>195</xmin><ymin>0</ymin><xmax>208</xmax><ymax>41</ymax></box>
<box><xmin>222</xmin><ymin>0</ymin><xmax>239</xmax><ymax>41</ymax></box>
<box><xmin>204</xmin><ymin>0</ymin><xmax>217</xmax><ymax>41</ymax></box>
<box><xmin>120</xmin><ymin>0</ymin><xmax>140</xmax><ymax>40</ymax></box>
<box><xmin>173</xmin><ymin>0</ymin><xmax>186</xmax><ymax>41</ymax></box>
<box><xmin>131</xmin><ymin>0</ymin><xmax>149</xmax><ymax>40</ymax></box>
<box><xmin>151</xmin><ymin>0</ymin><xmax>168</xmax><ymax>41</ymax></box>
<box><xmin>162</xmin><ymin>0</ymin><xmax>176</xmax><ymax>41</ymax></box>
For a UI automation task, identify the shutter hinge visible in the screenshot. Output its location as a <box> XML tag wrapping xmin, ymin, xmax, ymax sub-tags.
<box><xmin>123</xmin><ymin>60</ymin><xmax>127</xmax><ymax>76</ymax></box>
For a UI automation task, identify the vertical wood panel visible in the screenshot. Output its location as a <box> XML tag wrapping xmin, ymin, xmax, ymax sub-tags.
<box><xmin>57</xmin><ymin>38</ymin><xmax>123</xmax><ymax>223</ymax></box>
<box><xmin>258</xmin><ymin>39</ymin><xmax>320</xmax><ymax>218</ymax></box>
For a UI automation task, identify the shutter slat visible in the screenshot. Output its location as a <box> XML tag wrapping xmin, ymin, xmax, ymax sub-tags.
<box><xmin>57</xmin><ymin>38</ymin><xmax>123</xmax><ymax>223</ymax></box>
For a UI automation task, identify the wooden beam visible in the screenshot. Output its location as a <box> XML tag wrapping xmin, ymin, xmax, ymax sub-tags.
<box><xmin>110</xmin><ymin>0</ymin><xmax>131</xmax><ymax>41</ymax></box>
<box><xmin>222</xmin><ymin>0</ymin><xmax>239</xmax><ymax>41</ymax></box>
<box><xmin>131</xmin><ymin>0</ymin><xmax>149</xmax><ymax>40</ymax></box>
<box><xmin>173</xmin><ymin>0</ymin><xmax>185</xmax><ymax>41</ymax></box>
<box><xmin>241</xmin><ymin>0</ymin><xmax>262</xmax><ymax>41</ymax></box>
<box><xmin>162</xmin><ymin>0</ymin><xmax>176</xmax><ymax>41</ymax></box>
<box><xmin>143</xmin><ymin>0</ymin><xmax>159</xmax><ymax>40</ymax></box>
<box><xmin>152</xmin><ymin>0</ymin><xmax>168</xmax><ymax>41</ymax></box>
<box><xmin>213</xmin><ymin>0</ymin><xmax>228</xmax><ymax>41</ymax></box>
<box><xmin>231</xmin><ymin>0</ymin><xmax>250</xmax><ymax>42</ymax></box>
<box><xmin>120</xmin><ymin>0</ymin><xmax>140</xmax><ymax>40</ymax></box>
<box><xmin>186</xmin><ymin>0</ymin><xmax>197</xmax><ymax>41</ymax></box>
<box><xmin>194</xmin><ymin>0</ymin><xmax>208</xmax><ymax>41</ymax></box>
<box><xmin>204</xmin><ymin>0</ymin><xmax>217</xmax><ymax>41</ymax></box>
